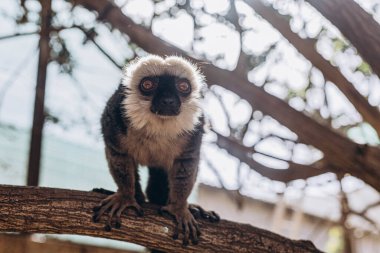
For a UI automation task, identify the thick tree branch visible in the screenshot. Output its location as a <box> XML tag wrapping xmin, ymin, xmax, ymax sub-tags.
<box><xmin>305</xmin><ymin>0</ymin><xmax>380</xmax><ymax>78</ymax></box>
<box><xmin>244</xmin><ymin>0</ymin><xmax>380</xmax><ymax>138</ymax></box>
<box><xmin>0</xmin><ymin>185</ymin><xmax>322</xmax><ymax>253</ymax></box>
<box><xmin>69</xmin><ymin>0</ymin><xmax>380</xmax><ymax>192</ymax></box>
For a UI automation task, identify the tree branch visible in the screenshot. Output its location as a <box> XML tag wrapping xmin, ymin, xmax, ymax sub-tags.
<box><xmin>244</xmin><ymin>0</ymin><xmax>380</xmax><ymax>139</ymax></box>
<box><xmin>305</xmin><ymin>0</ymin><xmax>380</xmax><ymax>78</ymax></box>
<box><xmin>215</xmin><ymin>133</ymin><xmax>328</xmax><ymax>182</ymax></box>
<box><xmin>74</xmin><ymin>26</ymin><xmax>123</xmax><ymax>69</ymax></box>
<box><xmin>0</xmin><ymin>185</ymin><xmax>322</xmax><ymax>253</ymax></box>
<box><xmin>0</xmin><ymin>31</ymin><xmax>37</xmax><ymax>41</ymax></box>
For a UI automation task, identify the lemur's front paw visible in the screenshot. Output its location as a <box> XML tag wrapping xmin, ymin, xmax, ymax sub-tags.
<box><xmin>188</xmin><ymin>204</ymin><xmax>220</xmax><ymax>222</ymax></box>
<box><xmin>92</xmin><ymin>192</ymin><xmax>143</xmax><ymax>231</ymax></box>
<box><xmin>160</xmin><ymin>205</ymin><xmax>200</xmax><ymax>246</ymax></box>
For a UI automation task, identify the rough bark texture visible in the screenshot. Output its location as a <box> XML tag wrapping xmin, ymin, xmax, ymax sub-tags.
<box><xmin>71</xmin><ymin>0</ymin><xmax>380</xmax><ymax>192</ymax></box>
<box><xmin>245</xmin><ymin>0</ymin><xmax>380</xmax><ymax>138</ymax></box>
<box><xmin>305</xmin><ymin>0</ymin><xmax>380</xmax><ymax>77</ymax></box>
<box><xmin>0</xmin><ymin>185</ymin><xmax>323</xmax><ymax>253</ymax></box>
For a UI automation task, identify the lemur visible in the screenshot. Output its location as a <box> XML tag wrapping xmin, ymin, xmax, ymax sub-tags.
<box><xmin>93</xmin><ymin>55</ymin><xmax>219</xmax><ymax>246</ymax></box>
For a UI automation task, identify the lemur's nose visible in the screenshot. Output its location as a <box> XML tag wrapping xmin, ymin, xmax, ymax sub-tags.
<box><xmin>161</xmin><ymin>97</ymin><xmax>175</xmax><ymax>105</ymax></box>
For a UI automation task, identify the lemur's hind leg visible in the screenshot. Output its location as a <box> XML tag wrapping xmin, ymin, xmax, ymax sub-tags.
<box><xmin>188</xmin><ymin>204</ymin><xmax>220</xmax><ymax>222</ymax></box>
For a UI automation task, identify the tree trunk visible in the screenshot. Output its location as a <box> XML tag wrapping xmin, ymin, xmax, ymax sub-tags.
<box><xmin>27</xmin><ymin>0</ymin><xmax>51</xmax><ymax>186</ymax></box>
<box><xmin>70</xmin><ymin>0</ymin><xmax>380</xmax><ymax>193</ymax></box>
<box><xmin>305</xmin><ymin>0</ymin><xmax>380</xmax><ymax>78</ymax></box>
<box><xmin>0</xmin><ymin>185</ymin><xmax>323</xmax><ymax>253</ymax></box>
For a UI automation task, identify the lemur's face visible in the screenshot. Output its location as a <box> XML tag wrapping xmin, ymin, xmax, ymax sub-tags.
<box><xmin>139</xmin><ymin>75</ymin><xmax>191</xmax><ymax>116</ymax></box>
<box><xmin>122</xmin><ymin>55</ymin><xmax>204</xmax><ymax>136</ymax></box>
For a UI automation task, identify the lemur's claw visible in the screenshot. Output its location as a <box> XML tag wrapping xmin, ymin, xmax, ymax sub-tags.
<box><xmin>134</xmin><ymin>207</ymin><xmax>144</xmax><ymax>217</ymax></box>
<box><xmin>160</xmin><ymin>205</ymin><xmax>200</xmax><ymax>246</ymax></box>
<box><xmin>92</xmin><ymin>192</ymin><xmax>143</xmax><ymax>230</ymax></box>
<box><xmin>104</xmin><ymin>224</ymin><xmax>112</xmax><ymax>232</ymax></box>
<box><xmin>92</xmin><ymin>214</ymin><xmax>100</xmax><ymax>223</ymax></box>
<box><xmin>188</xmin><ymin>204</ymin><xmax>220</xmax><ymax>223</ymax></box>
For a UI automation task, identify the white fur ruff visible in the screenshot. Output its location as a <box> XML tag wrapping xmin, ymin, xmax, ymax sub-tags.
<box><xmin>121</xmin><ymin>55</ymin><xmax>204</xmax><ymax>137</ymax></box>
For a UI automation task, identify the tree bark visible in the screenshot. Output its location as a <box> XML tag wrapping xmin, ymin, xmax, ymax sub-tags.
<box><xmin>305</xmin><ymin>0</ymin><xmax>380</xmax><ymax>78</ymax></box>
<box><xmin>245</xmin><ymin>0</ymin><xmax>380</xmax><ymax>138</ymax></box>
<box><xmin>69</xmin><ymin>0</ymin><xmax>380</xmax><ymax>192</ymax></box>
<box><xmin>0</xmin><ymin>185</ymin><xmax>323</xmax><ymax>253</ymax></box>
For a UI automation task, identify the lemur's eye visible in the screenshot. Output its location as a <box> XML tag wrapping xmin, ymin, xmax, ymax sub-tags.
<box><xmin>176</xmin><ymin>81</ymin><xmax>191</xmax><ymax>94</ymax></box>
<box><xmin>141</xmin><ymin>80</ymin><xmax>157</xmax><ymax>91</ymax></box>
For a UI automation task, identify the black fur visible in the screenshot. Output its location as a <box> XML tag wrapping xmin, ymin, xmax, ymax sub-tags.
<box><xmin>101</xmin><ymin>85</ymin><xmax>128</xmax><ymax>153</ymax></box>
<box><xmin>146</xmin><ymin>167</ymin><xmax>169</xmax><ymax>205</ymax></box>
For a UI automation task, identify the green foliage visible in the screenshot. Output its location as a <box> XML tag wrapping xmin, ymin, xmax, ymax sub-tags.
<box><xmin>332</xmin><ymin>38</ymin><xmax>349</xmax><ymax>52</ymax></box>
<box><xmin>325</xmin><ymin>226</ymin><xmax>344</xmax><ymax>253</ymax></box>
<box><xmin>355</xmin><ymin>61</ymin><xmax>372</xmax><ymax>76</ymax></box>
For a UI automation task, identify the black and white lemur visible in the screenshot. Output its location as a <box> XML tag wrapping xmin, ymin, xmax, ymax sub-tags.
<box><xmin>93</xmin><ymin>55</ymin><xmax>219</xmax><ymax>246</ymax></box>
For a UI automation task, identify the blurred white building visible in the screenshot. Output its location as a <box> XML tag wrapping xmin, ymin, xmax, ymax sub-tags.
<box><xmin>197</xmin><ymin>183</ymin><xmax>380</xmax><ymax>253</ymax></box>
